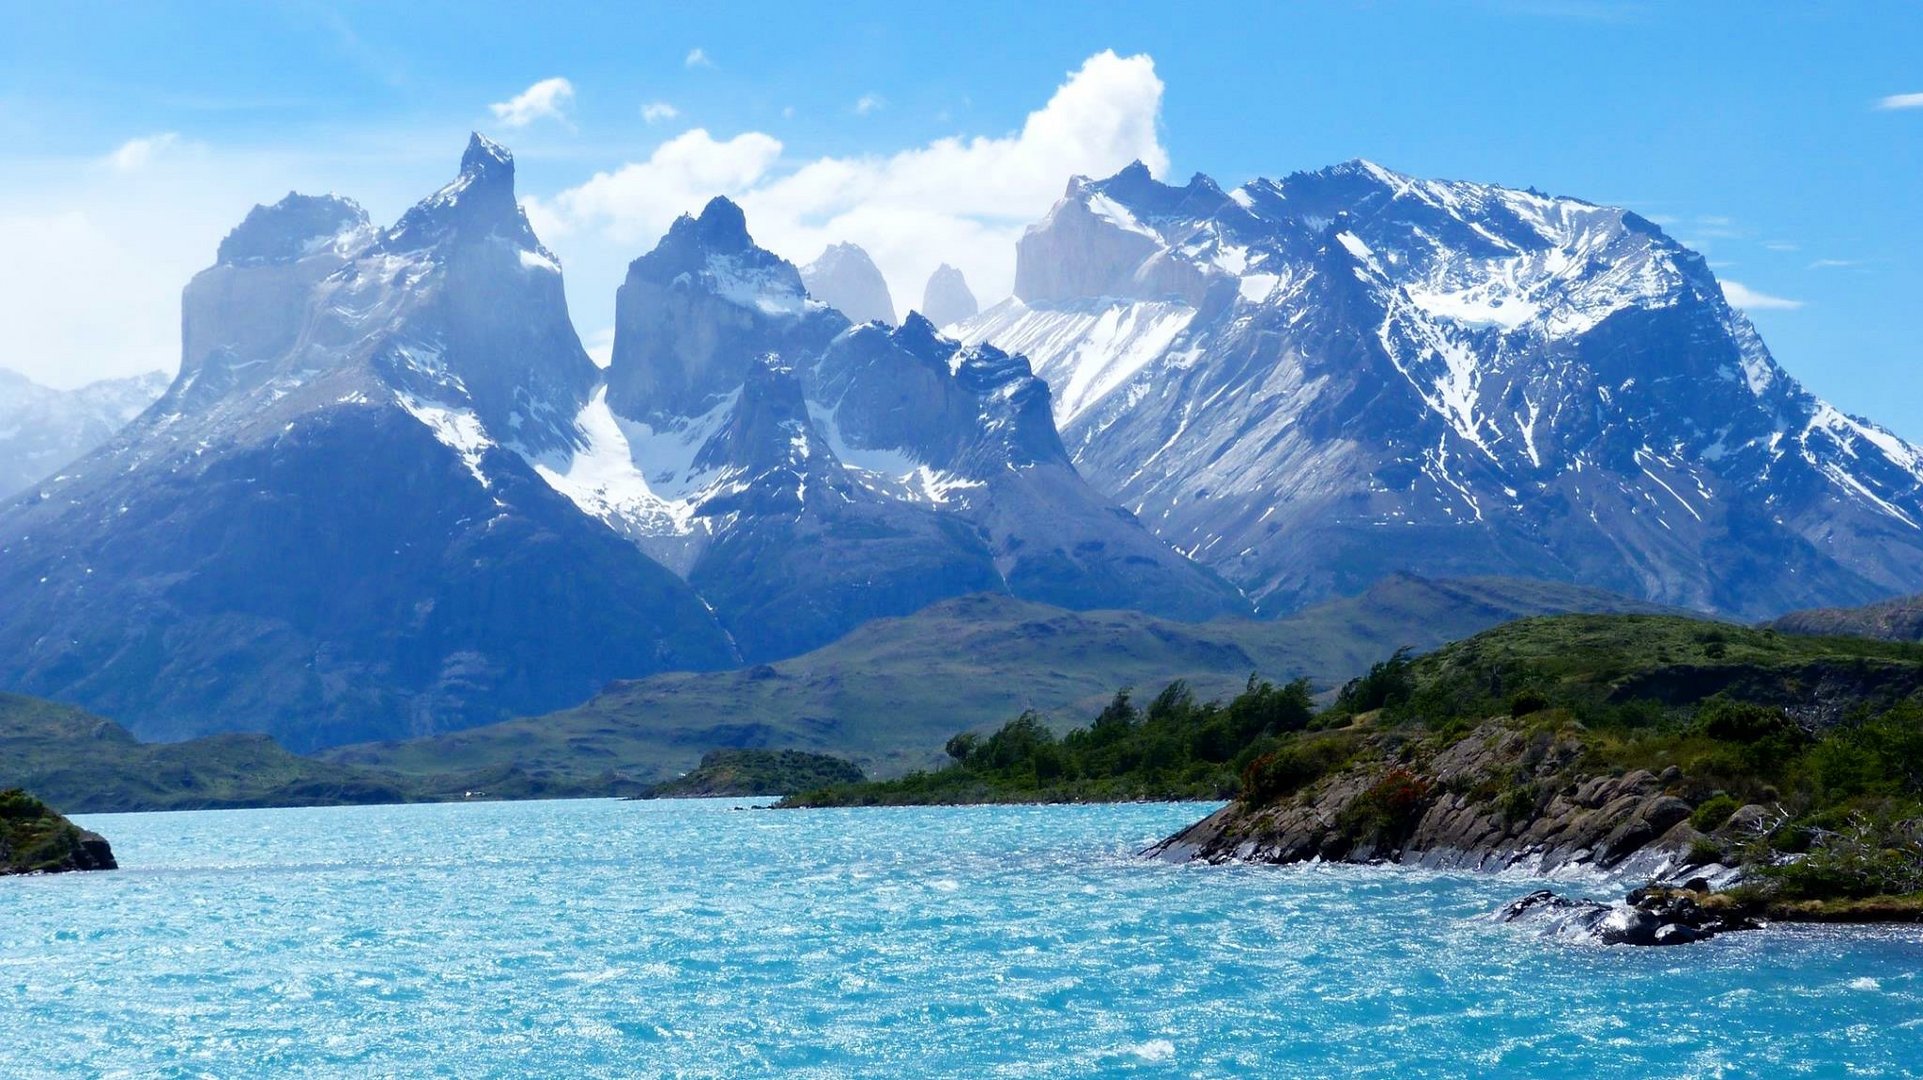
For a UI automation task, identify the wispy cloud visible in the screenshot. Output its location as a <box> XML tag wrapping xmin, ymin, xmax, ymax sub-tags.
<box><xmin>685</xmin><ymin>48</ymin><xmax>713</xmax><ymax>69</ymax></box>
<box><xmin>489</xmin><ymin>77</ymin><xmax>575</xmax><ymax>128</ymax></box>
<box><xmin>641</xmin><ymin>101</ymin><xmax>679</xmax><ymax>124</ymax></box>
<box><xmin>106</xmin><ymin>132</ymin><xmax>180</xmax><ymax>171</ymax></box>
<box><xmin>1876</xmin><ymin>92</ymin><xmax>1923</xmax><ymax>110</ymax></box>
<box><xmin>1721</xmin><ymin>280</ymin><xmax>1804</xmax><ymax>311</ymax></box>
<box><xmin>1763</xmin><ymin>241</ymin><xmax>1799</xmax><ymax>252</ymax></box>
<box><xmin>1808</xmin><ymin>258</ymin><xmax>1859</xmax><ymax>270</ymax></box>
<box><xmin>854</xmin><ymin>94</ymin><xmax>885</xmax><ymax>116</ymax></box>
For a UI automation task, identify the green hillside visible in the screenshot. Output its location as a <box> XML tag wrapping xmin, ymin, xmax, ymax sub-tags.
<box><xmin>331</xmin><ymin>576</ymin><xmax>1672</xmax><ymax>790</ymax></box>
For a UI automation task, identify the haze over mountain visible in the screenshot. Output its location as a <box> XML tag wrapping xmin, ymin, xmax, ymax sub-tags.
<box><xmin>799</xmin><ymin>242</ymin><xmax>897</xmax><ymax>327</ymax></box>
<box><xmin>0</xmin><ymin>136</ymin><xmax>737</xmax><ymax>750</ymax></box>
<box><xmin>958</xmin><ymin>160</ymin><xmax>1923</xmax><ymax>618</ymax></box>
<box><xmin>0</xmin><ymin>370</ymin><xmax>168</xmax><ymax>498</ymax></box>
<box><xmin>920</xmin><ymin>264</ymin><xmax>979</xmax><ymax>329</ymax></box>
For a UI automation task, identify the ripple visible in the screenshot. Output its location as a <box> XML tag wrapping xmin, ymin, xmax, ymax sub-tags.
<box><xmin>2</xmin><ymin>799</ymin><xmax>1920</xmax><ymax>1077</ymax></box>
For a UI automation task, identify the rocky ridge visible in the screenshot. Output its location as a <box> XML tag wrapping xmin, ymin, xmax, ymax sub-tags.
<box><xmin>959</xmin><ymin>159</ymin><xmax>1923</xmax><ymax>618</ymax></box>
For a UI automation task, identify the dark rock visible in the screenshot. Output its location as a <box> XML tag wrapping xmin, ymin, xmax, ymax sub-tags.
<box><xmin>1499</xmin><ymin>884</ymin><xmax>1758</xmax><ymax>947</ymax></box>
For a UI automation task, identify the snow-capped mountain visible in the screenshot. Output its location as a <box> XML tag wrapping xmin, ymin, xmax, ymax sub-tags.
<box><xmin>920</xmin><ymin>263</ymin><xmax>979</xmax><ymax>329</ymax></box>
<box><xmin>0</xmin><ymin>369</ymin><xmax>168</xmax><ymax>498</ymax></box>
<box><xmin>957</xmin><ymin>160</ymin><xmax>1923</xmax><ymax>617</ymax></box>
<box><xmin>800</xmin><ymin>242</ymin><xmax>896</xmax><ymax>326</ymax></box>
<box><xmin>0</xmin><ymin>135</ymin><xmax>736</xmax><ymax>750</ymax></box>
<box><xmin>531</xmin><ymin>197</ymin><xmax>1247</xmax><ymax>659</ymax></box>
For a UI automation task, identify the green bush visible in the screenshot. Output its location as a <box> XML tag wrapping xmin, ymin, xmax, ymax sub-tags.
<box><xmin>1691</xmin><ymin>793</ymin><xmax>1741</xmax><ymax>832</ymax></box>
<box><xmin>1508</xmin><ymin>690</ymin><xmax>1550</xmax><ymax>719</ymax></box>
<box><xmin>1333</xmin><ymin>649</ymin><xmax>1415</xmax><ymax>716</ymax></box>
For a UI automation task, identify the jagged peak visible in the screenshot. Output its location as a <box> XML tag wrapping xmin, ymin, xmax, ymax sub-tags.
<box><xmin>809</xmin><ymin>241</ymin><xmax>878</xmax><ymax>266</ymax></box>
<box><xmin>216</xmin><ymin>192</ymin><xmax>371</xmax><ymax>266</ymax></box>
<box><xmin>461</xmin><ymin>132</ymin><xmax>514</xmax><ymax>178</ymax></box>
<box><xmin>890</xmin><ymin>311</ymin><xmax>947</xmax><ymax>354</ymax></box>
<box><xmin>685</xmin><ymin>196</ymin><xmax>753</xmax><ymax>252</ymax></box>
<box><xmin>381</xmin><ymin>134</ymin><xmax>540</xmax><ymax>254</ymax></box>
<box><xmin>1075</xmin><ymin>160</ymin><xmax>1233</xmax><ymax>225</ymax></box>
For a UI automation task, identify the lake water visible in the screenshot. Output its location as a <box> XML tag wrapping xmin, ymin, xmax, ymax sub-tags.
<box><xmin>4</xmin><ymin>799</ymin><xmax>1922</xmax><ymax>1078</ymax></box>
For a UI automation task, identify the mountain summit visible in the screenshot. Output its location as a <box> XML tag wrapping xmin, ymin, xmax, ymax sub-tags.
<box><xmin>0</xmin><ymin>135</ymin><xmax>735</xmax><ymax>750</ymax></box>
<box><xmin>958</xmin><ymin>160</ymin><xmax>1923</xmax><ymax>618</ymax></box>
<box><xmin>801</xmin><ymin>242</ymin><xmax>897</xmax><ymax>326</ymax></box>
<box><xmin>533</xmin><ymin>199</ymin><xmax>1248</xmax><ymax>658</ymax></box>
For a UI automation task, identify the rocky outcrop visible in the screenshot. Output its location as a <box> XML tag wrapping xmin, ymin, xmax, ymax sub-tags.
<box><xmin>920</xmin><ymin>263</ymin><xmax>979</xmax><ymax>328</ymax></box>
<box><xmin>1148</xmin><ymin>722</ymin><xmax>1736</xmax><ymax>882</ymax></box>
<box><xmin>1496</xmin><ymin>884</ymin><xmax>1759</xmax><ymax>946</ymax></box>
<box><xmin>0</xmin><ymin>789</ymin><xmax>115</xmax><ymax>875</ymax></box>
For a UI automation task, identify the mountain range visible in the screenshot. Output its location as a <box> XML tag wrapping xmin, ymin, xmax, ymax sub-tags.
<box><xmin>0</xmin><ymin>369</ymin><xmax>167</xmax><ymax>498</ymax></box>
<box><xmin>958</xmin><ymin>160</ymin><xmax>1923</xmax><ymax>618</ymax></box>
<box><xmin>4</xmin><ymin>135</ymin><xmax>1921</xmax><ymax>757</ymax></box>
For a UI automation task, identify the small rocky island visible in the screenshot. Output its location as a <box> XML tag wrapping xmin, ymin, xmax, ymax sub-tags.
<box><xmin>0</xmin><ymin>789</ymin><xmax>115</xmax><ymax>875</ymax></box>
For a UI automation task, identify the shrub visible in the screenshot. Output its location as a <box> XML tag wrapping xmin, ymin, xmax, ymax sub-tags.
<box><xmin>1339</xmin><ymin>767</ymin><xmax>1433</xmax><ymax>841</ymax></box>
<box><xmin>1497</xmin><ymin>783</ymin><xmax>1537</xmax><ymax>822</ymax></box>
<box><xmin>1239</xmin><ymin>737</ymin><xmax>1356</xmax><ymax>806</ymax></box>
<box><xmin>1691</xmin><ymin>793</ymin><xmax>1741</xmax><ymax>832</ymax></box>
<box><xmin>1508</xmin><ymin>689</ymin><xmax>1550</xmax><ymax>719</ymax></box>
<box><xmin>1334</xmin><ymin>648</ymin><xmax>1416</xmax><ymax>716</ymax></box>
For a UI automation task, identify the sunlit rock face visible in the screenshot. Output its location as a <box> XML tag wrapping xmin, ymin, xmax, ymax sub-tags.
<box><xmin>958</xmin><ymin>159</ymin><xmax>1923</xmax><ymax>618</ymax></box>
<box><xmin>538</xmin><ymin>200</ymin><xmax>1248</xmax><ymax>660</ymax></box>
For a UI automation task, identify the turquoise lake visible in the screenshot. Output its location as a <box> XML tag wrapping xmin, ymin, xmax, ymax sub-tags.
<box><xmin>4</xmin><ymin>798</ymin><xmax>1922</xmax><ymax>1077</ymax></box>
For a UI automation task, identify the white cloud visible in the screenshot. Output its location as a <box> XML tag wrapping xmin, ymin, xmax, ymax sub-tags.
<box><xmin>489</xmin><ymin>77</ymin><xmax>574</xmax><ymax>128</ymax></box>
<box><xmin>1721</xmin><ymin>280</ymin><xmax>1804</xmax><ymax>311</ymax></box>
<box><xmin>1876</xmin><ymin>92</ymin><xmax>1923</xmax><ymax>110</ymax></box>
<box><xmin>0</xmin><ymin>131</ymin><xmax>444</xmax><ymax>389</ymax></box>
<box><xmin>106</xmin><ymin>133</ymin><xmax>180</xmax><ymax>172</ymax></box>
<box><xmin>854</xmin><ymin>94</ymin><xmax>885</xmax><ymax>116</ymax></box>
<box><xmin>1808</xmin><ymin>258</ymin><xmax>1859</xmax><ymax>270</ymax></box>
<box><xmin>531</xmin><ymin>128</ymin><xmax>784</xmax><ymax>245</ymax></box>
<box><xmin>685</xmin><ymin>48</ymin><xmax>712</xmax><ymax>69</ymax></box>
<box><xmin>641</xmin><ymin>101</ymin><xmax>679</xmax><ymax>124</ymax></box>
<box><xmin>536</xmin><ymin>50</ymin><xmax>1169</xmax><ymax>320</ymax></box>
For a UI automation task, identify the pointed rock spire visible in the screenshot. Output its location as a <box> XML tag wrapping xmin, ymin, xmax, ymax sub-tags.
<box><xmin>802</xmin><ymin>243</ymin><xmax>896</xmax><ymax>326</ymax></box>
<box><xmin>920</xmin><ymin>263</ymin><xmax>978</xmax><ymax>328</ymax></box>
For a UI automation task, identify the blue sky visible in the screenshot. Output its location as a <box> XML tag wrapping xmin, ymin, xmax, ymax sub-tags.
<box><xmin>3</xmin><ymin>2</ymin><xmax>1921</xmax><ymax>436</ymax></box>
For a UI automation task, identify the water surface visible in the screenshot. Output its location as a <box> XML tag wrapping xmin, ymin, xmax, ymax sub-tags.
<box><xmin>4</xmin><ymin>799</ymin><xmax>1920</xmax><ymax>1077</ymax></box>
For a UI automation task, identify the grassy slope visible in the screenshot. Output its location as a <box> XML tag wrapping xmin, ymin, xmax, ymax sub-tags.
<box><xmin>0</xmin><ymin>693</ymin><xmax>431</xmax><ymax>812</ymax></box>
<box><xmin>1770</xmin><ymin>593</ymin><xmax>1923</xmax><ymax>642</ymax></box>
<box><xmin>780</xmin><ymin>614</ymin><xmax>1923</xmax><ymax>803</ymax></box>
<box><xmin>330</xmin><ymin>576</ymin><xmax>1672</xmax><ymax>789</ymax></box>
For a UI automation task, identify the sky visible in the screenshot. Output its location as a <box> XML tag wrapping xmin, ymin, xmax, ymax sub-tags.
<box><xmin>2</xmin><ymin>2</ymin><xmax>1920</xmax><ymax>435</ymax></box>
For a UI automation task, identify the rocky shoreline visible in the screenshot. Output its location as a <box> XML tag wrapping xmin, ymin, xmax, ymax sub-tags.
<box><xmin>0</xmin><ymin>789</ymin><xmax>115</xmax><ymax>876</ymax></box>
<box><xmin>1140</xmin><ymin>719</ymin><xmax>1923</xmax><ymax>944</ymax></box>
<box><xmin>1145</xmin><ymin>723</ymin><xmax>1743</xmax><ymax>883</ymax></box>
